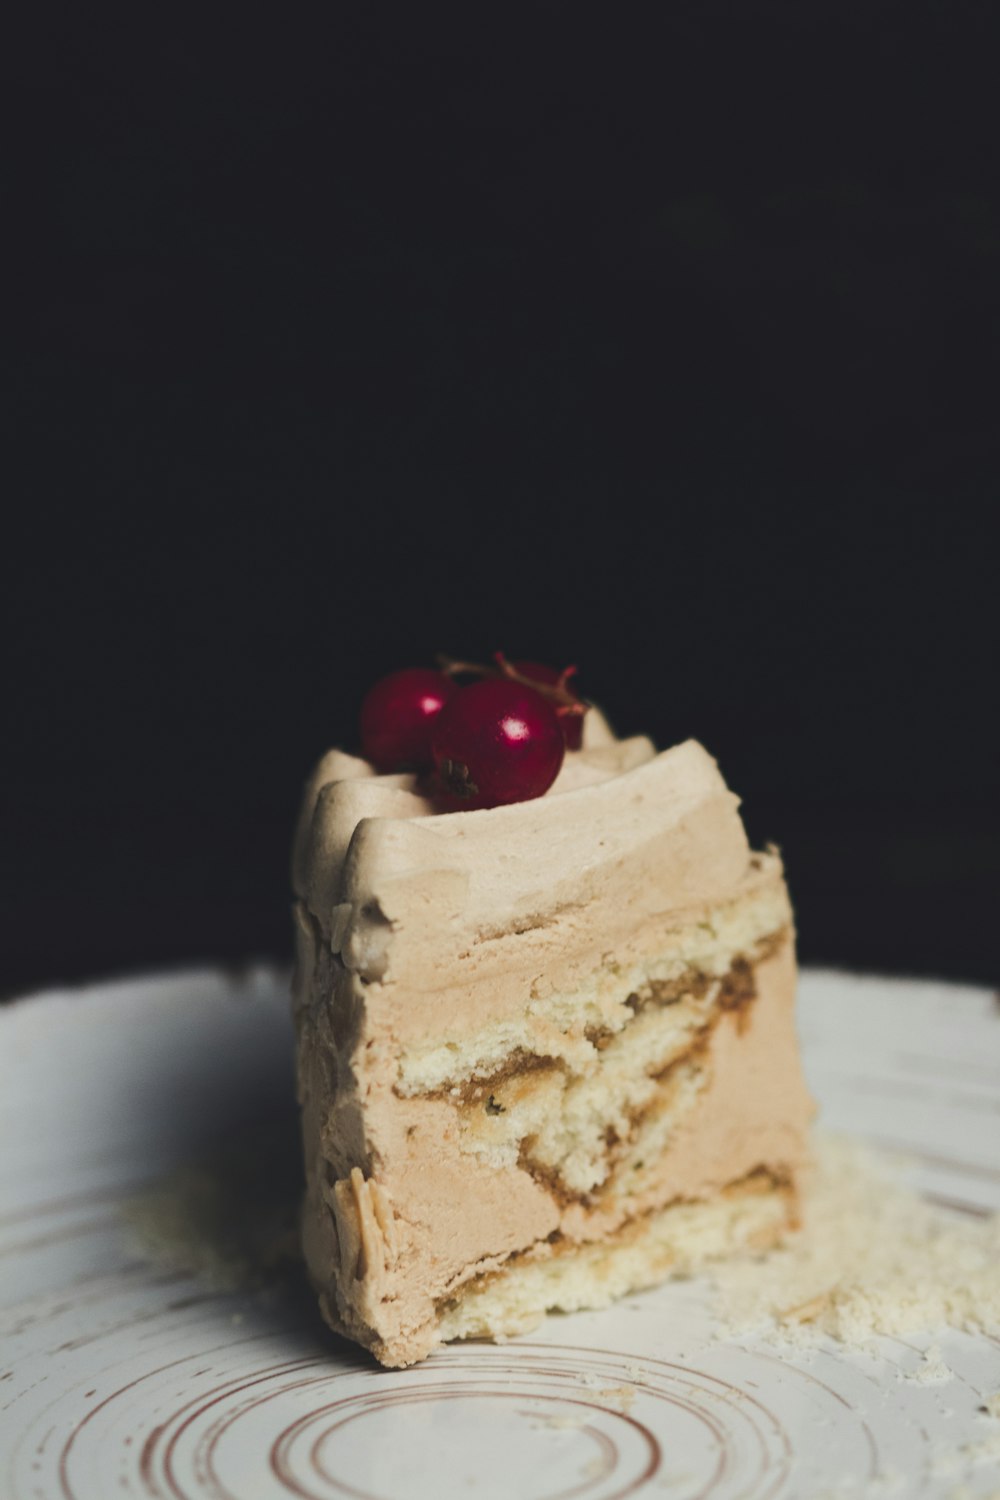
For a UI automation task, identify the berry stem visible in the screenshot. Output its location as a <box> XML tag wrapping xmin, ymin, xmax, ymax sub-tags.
<box><xmin>435</xmin><ymin>651</ymin><xmax>589</xmax><ymax>725</ymax></box>
<box><xmin>435</xmin><ymin>654</ymin><xmax>495</xmax><ymax>680</ymax></box>
<box><xmin>493</xmin><ymin>653</ymin><xmax>586</xmax><ymax>721</ymax></box>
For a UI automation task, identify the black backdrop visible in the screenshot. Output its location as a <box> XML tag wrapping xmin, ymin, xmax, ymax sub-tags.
<box><xmin>5</xmin><ymin>5</ymin><xmax>998</xmax><ymax>997</ymax></box>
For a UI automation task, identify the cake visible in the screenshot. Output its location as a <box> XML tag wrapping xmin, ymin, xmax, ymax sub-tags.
<box><xmin>291</xmin><ymin>672</ymin><xmax>813</xmax><ymax>1367</ymax></box>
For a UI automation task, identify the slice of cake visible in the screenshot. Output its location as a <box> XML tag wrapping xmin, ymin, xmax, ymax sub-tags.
<box><xmin>291</xmin><ymin>688</ymin><xmax>812</xmax><ymax>1367</ymax></box>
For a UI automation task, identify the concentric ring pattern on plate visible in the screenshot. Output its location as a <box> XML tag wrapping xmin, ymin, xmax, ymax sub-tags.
<box><xmin>1</xmin><ymin>968</ymin><xmax>998</xmax><ymax>1498</ymax></box>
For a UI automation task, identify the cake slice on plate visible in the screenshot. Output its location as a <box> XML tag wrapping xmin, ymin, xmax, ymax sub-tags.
<box><xmin>291</xmin><ymin>670</ymin><xmax>812</xmax><ymax>1367</ymax></box>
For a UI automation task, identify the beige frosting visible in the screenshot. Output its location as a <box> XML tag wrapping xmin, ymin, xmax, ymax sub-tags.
<box><xmin>291</xmin><ymin>714</ymin><xmax>813</xmax><ymax>1365</ymax></box>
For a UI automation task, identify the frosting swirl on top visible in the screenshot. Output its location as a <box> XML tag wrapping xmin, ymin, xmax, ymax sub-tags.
<box><xmin>292</xmin><ymin>712</ymin><xmax>761</xmax><ymax>995</ymax></box>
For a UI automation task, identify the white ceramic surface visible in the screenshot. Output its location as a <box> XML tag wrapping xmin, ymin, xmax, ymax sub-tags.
<box><xmin>1</xmin><ymin>967</ymin><xmax>998</xmax><ymax>1499</ymax></box>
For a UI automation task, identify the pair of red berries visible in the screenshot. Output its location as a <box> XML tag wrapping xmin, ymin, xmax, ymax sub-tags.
<box><xmin>359</xmin><ymin>657</ymin><xmax>587</xmax><ymax>810</ymax></box>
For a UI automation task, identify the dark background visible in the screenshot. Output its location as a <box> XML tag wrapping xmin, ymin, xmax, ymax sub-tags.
<box><xmin>5</xmin><ymin>5</ymin><xmax>998</xmax><ymax>998</ymax></box>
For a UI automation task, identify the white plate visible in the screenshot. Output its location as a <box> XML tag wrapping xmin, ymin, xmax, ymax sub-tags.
<box><xmin>1</xmin><ymin>968</ymin><xmax>999</xmax><ymax>1499</ymax></box>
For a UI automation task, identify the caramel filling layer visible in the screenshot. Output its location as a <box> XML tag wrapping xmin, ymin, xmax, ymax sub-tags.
<box><xmin>412</xmin><ymin>929</ymin><xmax>790</xmax><ymax>1200</ymax></box>
<box><xmin>436</xmin><ymin>1165</ymin><xmax>797</xmax><ymax>1317</ymax></box>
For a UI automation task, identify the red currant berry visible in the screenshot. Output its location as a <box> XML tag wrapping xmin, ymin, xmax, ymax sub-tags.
<box><xmin>431</xmin><ymin>679</ymin><xmax>565</xmax><ymax>810</ymax></box>
<box><xmin>360</xmin><ymin>668</ymin><xmax>457</xmax><ymax>772</ymax></box>
<box><xmin>511</xmin><ymin>660</ymin><xmax>585</xmax><ymax>749</ymax></box>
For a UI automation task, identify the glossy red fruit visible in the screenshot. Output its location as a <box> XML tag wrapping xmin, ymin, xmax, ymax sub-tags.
<box><xmin>360</xmin><ymin>668</ymin><xmax>457</xmax><ymax>772</ymax></box>
<box><xmin>511</xmin><ymin>659</ymin><xmax>585</xmax><ymax>749</ymax></box>
<box><xmin>431</xmin><ymin>678</ymin><xmax>565</xmax><ymax>809</ymax></box>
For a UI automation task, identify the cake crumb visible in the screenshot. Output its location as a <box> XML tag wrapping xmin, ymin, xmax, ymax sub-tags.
<box><xmin>119</xmin><ymin>1123</ymin><xmax>301</xmax><ymax>1292</ymax></box>
<box><xmin>931</xmin><ymin>1427</ymin><xmax>1000</xmax><ymax>1478</ymax></box>
<box><xmin>711</xmin><ymin>1135</ymin><xmax>1000</xmax><ymax>1349</ymax></box>
<box><xmin>780</xmin><ymin>1287</ymin><xmax>838</xmax><ymax>1323</ymax></box>
<box><xmin>899</xmin><ymin>1344</ymin><xmax>954</xmax><ymax>1386</ymax></box>
<box><xmin>982</xmin><ymin>1392</ymin><xmax>1000</xmax><ymax>1419</ymax></box>
<box><xmin>597</xmin><ymin>1384</ymin><xmax>635</xmax><ymax>1412</ymax></box>
<box><xmin>581</xmin><ymin>1452</ymin><xmax>613</xmax><ymax>1480</ymax></box>
<box><xmin>527</xmin><ymin>1411</ymin><xmax>586</xmax><ymax>1431</ymax></box>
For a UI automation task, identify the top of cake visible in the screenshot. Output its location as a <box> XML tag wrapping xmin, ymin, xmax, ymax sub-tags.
<box><xmin>291</xmin><ymin>704</ymin><xmax>787</xmax><ymax>1036</ymax></box>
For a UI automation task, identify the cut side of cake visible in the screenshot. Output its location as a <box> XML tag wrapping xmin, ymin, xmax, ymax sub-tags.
<box><xmin>291</xmin><ymin>712</ymin><xmax>813</xmax><ymax>1367</ymax></box>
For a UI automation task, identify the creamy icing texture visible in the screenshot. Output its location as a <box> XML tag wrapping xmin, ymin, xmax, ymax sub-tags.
<box><xmin>291</xmin><ymin>713</ymin><xmax>813</xmax><ymax>1365</ymax></box>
